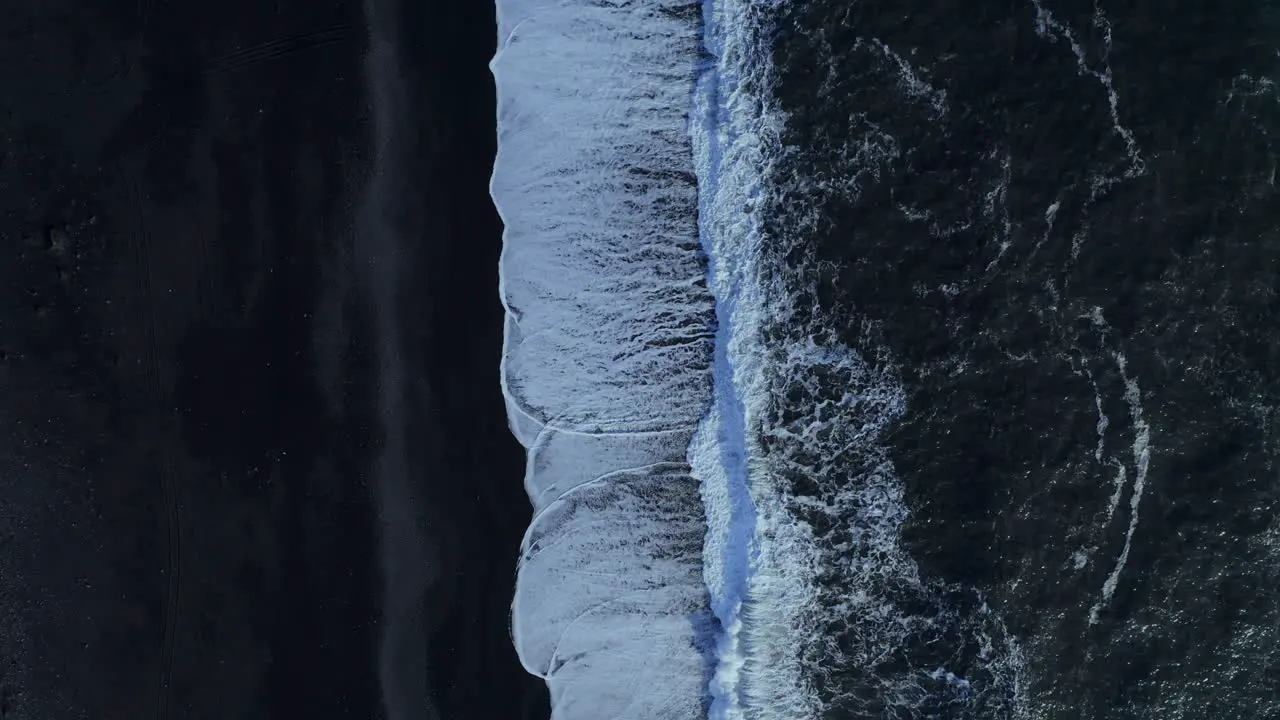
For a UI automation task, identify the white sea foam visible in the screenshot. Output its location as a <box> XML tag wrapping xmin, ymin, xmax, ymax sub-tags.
<box><xmin>692</xmin><ymin>2</ymin><xmax>1024</xmax><ymax>716</ymax></box>
<box><xmin>1089</xmin><ymin>352</ymin><xmax>1152</xmax><ymax>626</ymax></box>
<box><xmin>691</xmin><ymin>0</ymin><xmax>907</xmax><ymax>714</ymax></box>
<box><xmin>524</xmin><ymin>426</ymin><xmax>696</xmax><ymax>512</ymax></box>
<box><xmin>492</xmin><ymin>0</ymin><xmax>717</xmax><ymax>717</ymax></box>
<box><xmin>493</xmin><ymin>0</ymin><xmax>713</xmax><ymax>439</ymax></box>
<box><xmin>688</xmin><ymin>0</ymin><xmax>811</xmax><ymax>714</ymax></box>
<box><xmin>513</xmin><ymin>466</ymin><xmax>714</xmax><ymax>718</ymax></box>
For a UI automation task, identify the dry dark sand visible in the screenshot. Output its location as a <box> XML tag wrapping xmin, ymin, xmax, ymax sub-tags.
<box><xmin>0</xmin><ymin>1</ymin><xmax>546</xmax><ymax>718</ymax></box>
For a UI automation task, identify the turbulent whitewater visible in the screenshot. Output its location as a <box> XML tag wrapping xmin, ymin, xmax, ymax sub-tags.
<box><xmin>493</xmin><ymin>0</ymin><xmax>1022</xmax><ymax>717</ymax></box>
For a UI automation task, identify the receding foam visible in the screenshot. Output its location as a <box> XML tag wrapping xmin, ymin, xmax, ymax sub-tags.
<box><xmin>492</xmin><ymin>0</ymin><xmax>714</xmax><ymax>437</ymax></box>
<box><xmin>492</xmin><ymin>1</ymin><xmax>718</xmax><ymax>718</ymax></box>
<box><xmin>513</xmin><ymin>466</ymin><xmax>715</xmax><ymax>718</ymax></box>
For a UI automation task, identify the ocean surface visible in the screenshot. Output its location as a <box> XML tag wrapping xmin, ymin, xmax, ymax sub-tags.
<box><xmin>495</xmin><ymin>0</ymin><xmax>1280</xmax><ymax>718</ymax></box>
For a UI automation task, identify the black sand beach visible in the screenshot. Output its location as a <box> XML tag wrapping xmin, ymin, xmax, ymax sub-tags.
<box><xmin>0</xmin><ymin>0</ymin><xmax>545</xmax><ymax>717</ymax></box>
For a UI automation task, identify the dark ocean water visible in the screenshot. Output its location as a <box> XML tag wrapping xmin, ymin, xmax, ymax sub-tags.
<box><xmin>762</xmin><ymin>0</ymin><xmax>1280</xmax><ymax>716</ymax></box>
